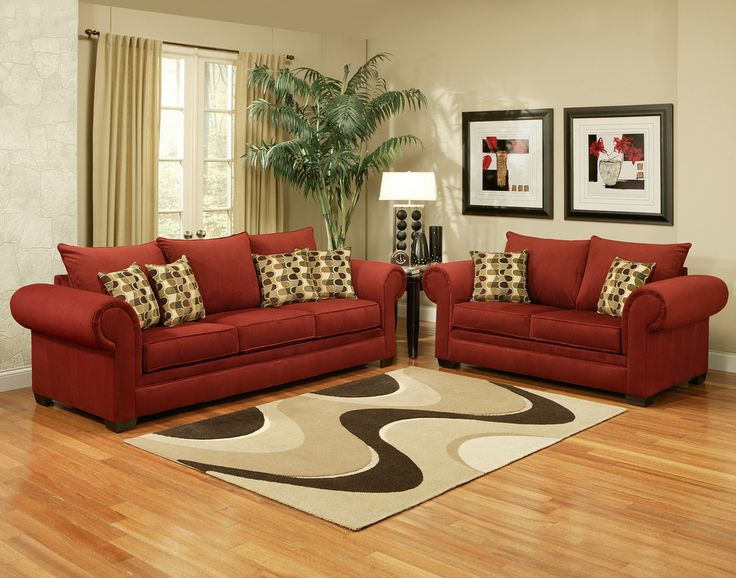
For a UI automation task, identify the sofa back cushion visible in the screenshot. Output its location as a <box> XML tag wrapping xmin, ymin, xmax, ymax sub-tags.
<box><xmin>58</xmin><ymin>242</ymin><xmax>166</xmax><ymax>293</ymax></box>
<box><xmin>156</xmin><ymin>233</ymin><xmax>261</xmax><ymax>314</ymax></box>
<box><xmin>248</xmin><ymin>226</ymin><xmax>317</xmax><ymax>254</ymax></box>
<box><xmin>505</xmin><ymin>232</ymin><xmax>590</xmax><ymax>309</ymax></box>
<box><xmin>576</xmin><ymin>235</ymin><xmax>691</xmax><ymax>310</ymax></box>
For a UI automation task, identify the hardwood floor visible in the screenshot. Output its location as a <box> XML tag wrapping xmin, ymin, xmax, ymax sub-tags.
<box><xmin>1</xmin><ymin>322</ymin><xmax>735</xmax><ymax>577</ymax></box>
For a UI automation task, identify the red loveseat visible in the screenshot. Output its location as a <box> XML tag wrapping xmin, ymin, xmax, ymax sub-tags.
<box><xmin>10</xmin><ymin>227</ymin><xmax>405</xmax><ymax>432</ymax></box>
<box><xmin>423</xmin><ymin>232</ymin><xmax>729</xmax><ymax>406</ymax></box>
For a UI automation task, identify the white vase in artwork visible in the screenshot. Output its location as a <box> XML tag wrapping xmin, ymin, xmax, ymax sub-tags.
<box><xmin>599</xmin><ymin>159</ymin><xmax>622</xmax><ymax>186</ymax></box>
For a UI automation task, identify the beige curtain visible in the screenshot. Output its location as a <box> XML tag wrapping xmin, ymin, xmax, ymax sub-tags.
<box><xmin>234</xmin><ymin>52</ymin><xmax>286</xmax><ymax>234</ymax></box>
<box><xmin>92</xmin><ymin>33</ymin><xmax>161</xmax><ymax>246</ymax></box>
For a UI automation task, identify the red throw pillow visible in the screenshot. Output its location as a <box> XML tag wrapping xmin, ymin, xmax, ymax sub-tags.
<box><xmin>58</xmin><ymin>242</ymin><xmax>166</xmax><ymax>293</ymax></box>
<box><xmin>248</xmin><ymin>227</ymin><xmax>317</xmax><ymax>254</ymax></box>
<box><xmin>156</xmin><ymin>233</ymin><xmax>261</xmax><ymax>314</ymax></box>
<box><xmin>576</xmin><ymin>235</ymin><xmax>691</xmax><ymax>310</ymax></box>
<box><xmin>505</xmin><ymin>232</ymin><xmax>590</xmax><ymax>309</ymax></box>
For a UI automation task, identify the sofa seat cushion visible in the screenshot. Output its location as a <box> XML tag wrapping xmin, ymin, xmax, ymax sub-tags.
<box><xmin>142</xmin><ymin>322</ymin><xmax>239</xmax><ymax>372</ymax></box>
<box><xmin>530</xmin><ymin>309</ymin><xmax>622</xmax><ymax>353</ymax></box>
<box><xmin>206</xmin><ymin>308</ymin><xmax>316</xmax><ymax>353</ymax></box>
<box><xmin>286</xmin><ymin>299</ymin><xmax>380</xmax><ymax>337</ymax></box>
<box><xmin>452</xmin><ymin>301</ymin><xmax>558</xmax><ymax>339</ymax></box>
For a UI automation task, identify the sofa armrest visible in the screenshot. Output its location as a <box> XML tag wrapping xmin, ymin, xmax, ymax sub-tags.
<box><xmin>352</xmin><ymin>260</ymin><xmax>406</xmax><ymax>306</ymax></box>
<box><xmin>623</xmin><ymin>275</ymin><xmax>728</xmax><ymax>334</ymax></box>
<box><xmin>423</xmin><ymin>260</ymin><xmax>474</xmax><ymax>306</ymax></box>
<box><xmin>623</xmin><ymin>275</ymin><xmax>728</xmax><ymax>399</ymax></box>
<box><xmin>352</xmin><ymin>260</ymin><xmax>406</xmax><ymax>359</ymax></box>
<box><xmin>10</xmin><ymin>284</ymin><xmax>141</xmax><ymax>350</ymax></box>
<box><xmin>423</xmin><ymin>260</ymin><xmax>474</xmax><ymax>360</ymax></box>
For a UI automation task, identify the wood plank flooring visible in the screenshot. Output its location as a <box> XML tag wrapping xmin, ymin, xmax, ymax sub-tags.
<box><xmin>1</xmin><ymin>323</ymin><xmax>735</xmax><ymax>577</ymax></box>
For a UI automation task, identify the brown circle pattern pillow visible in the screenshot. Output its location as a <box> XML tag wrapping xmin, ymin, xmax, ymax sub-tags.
<box><xmin>470</xmin><ymin>250</ymin><xmax>531</xmax><ymax>304</ymax></box>
<box><xmin>146</xmin><ymin>255</ymin><xmax>206</xmax><ymax>327</ymax></box>
<box><xmin>98</xmin><ymin>263</ymin><xmax>160</xmax><ymax>329</ymax></box>
<box><xmin>253</xmin><ymin>251</ymin><xmax>319</xmax><ymax>308</ymax></box>
<box><xmin>597</xmin><ymin>257</ymin><xmax>655</xmax><ymax>318</ymax></box>
<box><xmin>302</xmin><ymin>248</ymin><xmax>356</xmax><ymax>300</ymax></box>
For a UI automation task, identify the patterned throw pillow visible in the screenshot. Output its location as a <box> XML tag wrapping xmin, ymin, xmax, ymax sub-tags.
<box><xmin>146</xmin><ymin>255</ymin><xmax>206</xmax><ymax>327</ymax></box>
<box><xmin>302</xmin><ymin>247</ymin><xmax>356</xmax><ymax>300</ymax></box>
<box><xmin>597</xmin><ymin>257</ymin><xmax>655</xmax><ymax>317</ymax></box>
<box><xmin>470</xmin><ymin>250</ymin><xmax>531</xmax><ymax>304</ymax></box>
<box><xmin>98</xmin><ymin>263</ymin><xmax>160</xmax><ymax>329</ymax></box>
<box><xmin>253</xmin><ymin>251</ymin><xmax>320</xmax><ymax>308</ymax></box>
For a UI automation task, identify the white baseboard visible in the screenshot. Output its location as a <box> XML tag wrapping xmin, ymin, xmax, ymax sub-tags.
<box><xmin>708</xmin><ymin>350</ymin><xmax>736</xmax><ymax>373</ymax></box>
<box><xmin>398</xmin><ymin>303</ymin><xmax>733</xmax><ymax>373</ymax></box>
<box><xmin>0</xmin><ymin>366</ymin><xmax>31</xmax><ymax>392</ymax></box>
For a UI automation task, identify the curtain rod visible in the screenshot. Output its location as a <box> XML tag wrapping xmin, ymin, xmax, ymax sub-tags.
<box><xmin>82</xmin><ymin>29</ymin><xmax>295</xmax><ymax>61</ymax></box>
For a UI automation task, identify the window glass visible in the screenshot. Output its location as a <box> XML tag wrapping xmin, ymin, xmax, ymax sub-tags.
<box><xmin>158</xmin><ymin>49</ymin><xmax>235</xmax><ymax>238</ymax></box>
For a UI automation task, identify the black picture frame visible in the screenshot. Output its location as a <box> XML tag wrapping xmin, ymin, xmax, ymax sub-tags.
<box><xmin>462</xmin><ymin>108</ymin><xmax>553</xmax><ymax>218</ymax></box>
<box><xmin>564</xmin><ymin>103</ymin><xmax>673</xmax><ymax>225</ymax></box>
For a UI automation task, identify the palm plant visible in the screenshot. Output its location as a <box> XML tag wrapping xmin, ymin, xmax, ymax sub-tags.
<box><xmin>245</xmin><ymin>53</ymin><xmax>426</xmax><ymax>249</ymax></box>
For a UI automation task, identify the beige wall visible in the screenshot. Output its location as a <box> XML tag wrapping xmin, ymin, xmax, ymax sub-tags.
<box><xmin>676</xmin><ymin>0</ymin><xmax>736</xmax><ymax>354</ymax></box>
<box><xmin>77</xmin><ymin>4</ymin><xmax>367</xmax><ymax>255</ymax></box>
<box><xmin>0</xmin><ymin>0</ymin><xmax>77</xmax><ymax>373</ymax></box>
<box><xmin>366</xmin><ymin>0</ymin><xmax>736</xmax><ymax>354</ymax></box>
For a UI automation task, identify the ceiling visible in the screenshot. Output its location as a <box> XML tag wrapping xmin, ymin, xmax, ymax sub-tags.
<box><xmin>84</xmin><ymin>0</ymin><xmax>425</xmax><ymax>39</ymax></box>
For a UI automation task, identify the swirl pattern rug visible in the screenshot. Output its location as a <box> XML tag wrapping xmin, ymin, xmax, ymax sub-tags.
<box><xmin>126</xmin><ymin>367</ymin><xmax>624</xmax><ymax>530</ymax></box>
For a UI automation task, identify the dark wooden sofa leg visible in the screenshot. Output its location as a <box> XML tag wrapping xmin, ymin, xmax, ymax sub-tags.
<box><xmin>34</xmin><ymin>393</ymin><xmax>53</xmax><ymax>406</ymax></box>
<box><xmin>380</xmin><ymin>357</ymin><xmax>395</xmax><ymax>368</ymax></box>
<box><xmin>104</xmin><ymin>419</ymin><xmax>137</xmax><ymax>433</ymax></box>
<box><xmin>625</xmin><ymin>394</ymin><xmax>654</xmax><ymax>407</ymax></box>
<box><xmin>689</xmin><ymin>373</ymin><xmax>707</xmax><ymax>385</ymax></box>
<box><xmin>438</xmin><ymin>359</ymin><xmax>460</xmax><ymax>369</ymax></box>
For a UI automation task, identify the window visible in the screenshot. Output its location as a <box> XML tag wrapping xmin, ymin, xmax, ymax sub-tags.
<box><xmin>158</xmin><ymin>46</ymin><xmax>236</xmax><ymax>239</ymax></box>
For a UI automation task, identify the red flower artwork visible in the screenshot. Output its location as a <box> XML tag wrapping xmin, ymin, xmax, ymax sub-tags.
<box><xmin>613</xmin><ymin>135</ymin><xmax>632</xmax><ymax>155</ymax></box>
<box><xmin>589</xmin><ymin>138</ymin><xmax>607</xmax><ymax>157</ymax></box>
<box><xmin>626</xmin><ymin>145</ymin><xmax>644</xmax><ymax>164</ymax></box>
<box><xmin>593</xmin><ymin>134</ymin><xmax>644</xmax><ymax>165</ymax></box>
<box><xmin>482</xmin><ymin>155</ymin><xmax>492</xmax><ymax>170</ymax></box>
<box><xmin>485</xmin><ymin>136</ymin><xmax>498</xmax><ymax>150</ymax></box>
<box><xmin>511</xmin><ymin>139</ymin><xmax>529</xmax><ymax>153</ymax></box>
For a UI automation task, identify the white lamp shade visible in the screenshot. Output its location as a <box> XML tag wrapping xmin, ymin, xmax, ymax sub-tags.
<box><xmin>379</xmin><ymin>172</ymin><xmax>437</xmax><ymax>202</ymax></box>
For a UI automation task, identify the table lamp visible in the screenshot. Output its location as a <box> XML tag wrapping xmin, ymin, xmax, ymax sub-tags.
<box><xmin>379</xmin><ymin>172</ymin><xmax>437</xmax><ymax>267</ymax></box>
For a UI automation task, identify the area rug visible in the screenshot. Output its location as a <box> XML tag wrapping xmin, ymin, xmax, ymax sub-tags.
<box><xmin>126</xmin><ymin>367</ymin><xmax>625</xmax><ymax>530</ymax></box>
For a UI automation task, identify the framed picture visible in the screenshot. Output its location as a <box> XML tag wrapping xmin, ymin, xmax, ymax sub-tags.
<box><xmin>565</xmin><ymin>104</ymin><xmax>673</xmax><ymax>224</ymax></box>
<box><xmin>462</xmin><ymin>109</ymin><xmax>553</xmax><ymax>218</ymax></box>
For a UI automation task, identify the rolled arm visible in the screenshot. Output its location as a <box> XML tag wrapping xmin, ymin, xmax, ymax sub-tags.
<box><xmin>423</xmin><ymin>260</ymin><xmax>474</xmax><ymax>360</ymax></box>
<box><xmin>352</xmin><ymin>260</ymin><xmax>406</xmax><ymax>306</ymax></box>
<box><xmin>10</xmin><ymin>284</ymin><xmax>141</xmax><ymax>350</ymax></box>
<box><xmin>623</xmin><ymin>275</ymin><xmax>728</xmax><ymax>333</ymax></box>
<box><xmin>351</xmin><ymin>260</ymin><xmax>405</xmax><ymax>359</ymax></box>
<box><xmin>423</xmin><ymin>260</ymin><xmax>474</xmax><ymax>306</ymax></box>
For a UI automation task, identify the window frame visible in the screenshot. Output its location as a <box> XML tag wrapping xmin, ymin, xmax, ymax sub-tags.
<box><xmin>158</xmin><ymin>44</ymin><xmax>237</xmax><ymax>239</ymax></box>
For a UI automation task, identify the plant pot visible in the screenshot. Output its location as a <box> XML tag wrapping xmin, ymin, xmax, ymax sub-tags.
<box><xmin>599</xmin><ymin>159</ymin><xmax>622</xmax><ymax>186</ymax></box>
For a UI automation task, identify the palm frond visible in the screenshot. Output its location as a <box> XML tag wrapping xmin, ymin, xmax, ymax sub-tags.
<box><xmin>249</xmin><ymin>99</ymin><xmax>312</xmax><ymax>138</ymax></box>
<box><xmin>245</xmin><ymin>53</ymin><xmax>425</xmax><ymax>249</ymax></box>
<box><xmin>366</xmin><ymin>89</ymin><xmax>427</xmax><ymax>130</ymax></box>
<box><xmin>357</xmin><ymin>135</ymin><xmax>423</xmax><ymax>185</ymax></box>
<box><xmin>346</xmin><ymin>52</ymin><xmax>392</xmax><ymax>93</ymax></box>
<box><xmin>296</xmin><ymin>67</ymin><xmax>342</xmax><ymax>99</ymax></box>
<box><xmin>323</xmin><ymin>93</ymin><xmax>370</xmax><ymax>138</ymax></box>
<box><xmin>272</xmin><ymin>67</ymin><xmax>312</xmax><ymax>101</ymax></box>
<box><xmin>248</xmin><ymin>65</ymin><xmax>275</xmax><ymax>92</ymax></box>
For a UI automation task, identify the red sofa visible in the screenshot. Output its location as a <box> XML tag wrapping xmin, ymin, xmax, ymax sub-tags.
<box><xmin>10</xmin><ymin>227</ymin><xmax>405</xmax><ymax>432</ymax></box>
<box><xmin>424</xmin><ymin>232</ymin><xmax>728</xmax><ymax>406</ymax></box>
